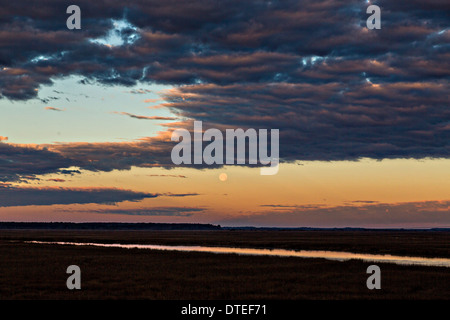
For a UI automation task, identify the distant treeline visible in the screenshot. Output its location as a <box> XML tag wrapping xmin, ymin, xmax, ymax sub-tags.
<box><xmin>0</xmin><ymin>222</ymin><xmax>447</xmax><ymax>231</ymax></box>
<box><xmin>0</xmin><ymin>222</ymin><xmax>222</xmax><ymax>231</ymax></box>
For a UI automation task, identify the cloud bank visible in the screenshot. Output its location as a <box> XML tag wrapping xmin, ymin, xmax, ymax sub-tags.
<box><xmin>0</xmin><ymin>0</ymin><xmax>448</xmax><ymax>180</ymax></box>
<box><xmin>221</xmin><ymin>200</ymin><xmax>450</xmax><ymax>228</ymax></box>
<box><xmin>0</xmin><ymin>184</ymin><xmax>158</xmax><ymax>207</ymax></box>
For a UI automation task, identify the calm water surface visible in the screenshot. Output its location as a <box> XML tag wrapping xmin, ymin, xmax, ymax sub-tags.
<box><xmin>27</xmin><ymin>241</ymin><xmax>450</xmax><ymax>268</ymax></box>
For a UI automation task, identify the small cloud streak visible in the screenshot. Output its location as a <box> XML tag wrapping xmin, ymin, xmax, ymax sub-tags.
<box><xmin>44</xmin><ymin>106</ymin><xmax>65</xmax><ymax>112</ymax></box>
<box><xmin>128</xmin><ymin>89</ymin><xmax>152</xmax><ymax>94</ymax></box>
<box><xmin>46</xmin><ymin>178</ymin><xmax>66</xmax><ymax>182</ymax></box>
<box><xmin>260</xmin><ymin>204</ymin><xmax>327</xmax><ymax>210</ymax></box>
<box><xmin>69</xmin><ymin>206</ymin><xmax>205</xmax><ymax>216</ymax></box>
<box><xmin>114</xmin><ymin>111</ymin><xmax>177</xmax><ymax>121</ymax></box>
<box><xmin>143</xmin><ymin>98</ymin><xmax>160</xmax><ymax>103</ymax></box>
<box><xmin>162</xmin><ymin>192</ymin><xmax>201</xmax><ymax>197</ymax></box>
<box><xmin>148</xmin><ymin>174</ymin><xmax>187</xmax><ymax>178</ymax></box>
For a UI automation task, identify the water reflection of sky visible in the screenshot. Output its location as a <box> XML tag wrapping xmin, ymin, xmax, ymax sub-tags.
<box><xmin>28</xmin><ymin>241</ymin><xmax>450</xmax><ymax>268</ymax></box>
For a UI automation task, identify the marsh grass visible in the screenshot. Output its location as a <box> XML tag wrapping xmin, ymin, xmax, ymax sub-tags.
<box><xmin>0</xmin><ymin>230</ymin><xmax>448</xmax><ymax>300</ymax></box>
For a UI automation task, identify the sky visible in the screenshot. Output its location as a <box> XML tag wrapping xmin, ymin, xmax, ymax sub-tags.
<box><xmin>0</xmin><ymin>0</ymin><xmax>448</xmax><ymax>228</ymax></box>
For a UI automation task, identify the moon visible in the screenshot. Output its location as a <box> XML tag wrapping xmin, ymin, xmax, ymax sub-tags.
<box><xmin>219</xmin><ymin>173</ymin><xmax>228</xmax><ymax>182</ymax></box>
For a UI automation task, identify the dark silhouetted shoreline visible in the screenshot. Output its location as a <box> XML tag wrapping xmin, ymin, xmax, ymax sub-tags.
<box><xmin>0</xmin><ymin>222</ymin><xmax>222</xmax><ymax>231</ymax></box>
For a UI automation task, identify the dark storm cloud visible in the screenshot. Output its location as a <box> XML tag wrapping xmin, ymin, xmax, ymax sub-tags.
<box><xmin>0</xmin><ymin>184</ymin><xmax>158</xmax><ymax>207</ymax></box>
<box><xmin>162</xmin><ymin>82</ymin><xmax>449</xmax><ymax>160</ymax></box>
<box><xmin>0</xmin><ymin>142</ymin><xmax>78</xmax><ymax>182</ymax></box>
<box><xmin>0</xmin><ymin>0</ymin><xmax>448</xmax><ymax>164</ymax></box>
<box><xmin>2</xmin><ymin>0</ymin><xmax>447</xmax><ymax>96</ymax></box>
<box><xmin>46</xmin><ymin>134</ymin><xmax>178</xmax><ymax>172</ymax></box>
<box><xmin>0</xmin><ymin>132</ymin><xmax>214</xmax><ymax>182</ymax></box>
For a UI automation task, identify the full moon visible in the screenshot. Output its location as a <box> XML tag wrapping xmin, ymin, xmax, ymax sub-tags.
<box><xmin>219</xmin><ymin>173</ymin><xmax>228</xmax><ymax>181</ymax></box>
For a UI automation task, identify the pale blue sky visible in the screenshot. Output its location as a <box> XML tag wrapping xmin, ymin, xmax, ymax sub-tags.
<box><xmin>0</xmin><ymin>76</ymin><xmax>175</xmax><ymax>144</ymax></box>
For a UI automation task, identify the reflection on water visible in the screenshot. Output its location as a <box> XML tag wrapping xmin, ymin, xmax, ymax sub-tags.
<box><xmin>27</xmin><ymin>241</ymin><xmax>450</xmax><ymax>268</ymax></box>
